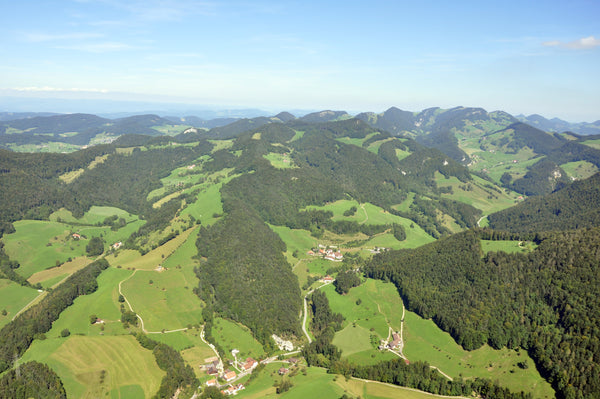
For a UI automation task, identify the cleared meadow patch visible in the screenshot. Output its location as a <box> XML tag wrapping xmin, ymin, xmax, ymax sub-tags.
<box><xmin>481</xmin><ymin>240</ymin><xmax>537</xmax><ymax>255</ymax></box>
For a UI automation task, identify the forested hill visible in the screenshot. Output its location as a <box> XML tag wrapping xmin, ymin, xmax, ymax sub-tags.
<box><xmin>488</xmin><ymin>172</ymin><xmax>600</xmax><ymax>232</ymax></box>
<box><xmin>366</xmin><ymin>228</ymin><xmax>600</xmax><ymax>399</ymax></box>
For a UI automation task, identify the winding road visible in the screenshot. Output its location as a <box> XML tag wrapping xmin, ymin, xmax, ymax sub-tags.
<box><xmin>302</xmin><ymin>280</ymin><xmax>334</xmax><ymax>344</ymax></box>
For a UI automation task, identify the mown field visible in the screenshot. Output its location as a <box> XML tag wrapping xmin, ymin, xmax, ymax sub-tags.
<box><xmin>20</xmin><ymin>335</ymin><xmax>164</xmax><ymax>399</ymax></box>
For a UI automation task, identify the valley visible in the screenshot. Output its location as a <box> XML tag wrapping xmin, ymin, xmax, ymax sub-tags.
<box><xmin>1</xmin><ymin>108</ymin><xmax>599</xmax><ymax>399</ymax></box>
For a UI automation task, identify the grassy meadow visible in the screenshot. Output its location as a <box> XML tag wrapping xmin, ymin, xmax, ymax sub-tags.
<box><xmin>480</xmin><ymin>240</ymin><xmax>537</xmax><ymax>254</ymax></box>
<box><xmin>20</xmin><ymin>335</ymin><xmax>164</xmax><ymax>399</ymax></box>
<box><xmin>212</xmin><ymin>317</ymin><xmax>265</xmax><ymax>362</ymax></box>
<box><xmin>0</xmin><ymin>279</ymin><xmax>41</xmax><ymax>328</ymax></box>
<box><xmin>48</xmin><ymin>267</ymin><xmax>131</xmax><ymax>337</ymax></box>
<box><xmin>121</xmin><ymin>267</ymin><xmax>204</xmax><ymax>332</ymax></box>
<box><xmin>560</xmin><ymin>160</ymin><xmax>599</xmax><ymax>181</ymax></box>
<box><xmin>403</xmin><ymin>309</ymin><xmax>554</xmax><ymax>398</ymax></box>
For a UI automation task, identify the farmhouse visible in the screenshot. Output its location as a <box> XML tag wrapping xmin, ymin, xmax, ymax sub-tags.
<box><xmin>278</xmin><ymin>367</ymin><xmax>289</xmax><ymax>375</ymax></box>
<box><xmin>205</xmin><ymin>379</ymin><xmax>217</xmax><ymax>387</ymax></box>
<box><xmin>221</xmin><ymin>384</ymin><xmax>245</xmax><ymax>396</ymax></box>
<box><xmin>112</xmin><ymin>241</ymin><xmax>122</xmax><ymax>249</ymax></box>
<box><xmin>389</xmin><ymin>332</ymin><xmax>401</xmax><ymax>349</ymax></box>
<box><xmin>321</xmin><ymin>275</ymin><xmax>334</xmax><ymax>283</ymax></box>
<box><xmin>241</xmin><ymin>357</ymin><xmax>258</xmax><ymax>371</ymax></box>
<box><xmin>72</xmin><ymin>233</ymin><xmax>81</xmax><ymax>239</ymax></box>
<box><xmin>223</xmin><ymin>370</ymin><xmax>237</xmax><ymax>382</ymax></box>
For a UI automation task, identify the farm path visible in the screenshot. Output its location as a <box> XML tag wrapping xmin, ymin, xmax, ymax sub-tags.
<box><xmin>118</xmin><ymin>268</ymin><xmax>189</xmax><ymax>334</ymax></box>
<box><xmin>12</xmin><ymin>290</ymin><xmax>46</xmax><ymax>320</ymax></box>
<box><xmin>477</xmin><ymin>215</ymin><xmax>486</xmax><ymax>227</ymax></box>
<box><xmin>302</xmin><ymin>280</ymin><xmax>334</xmax><ymax>344</ymax></box>
<box><xmin>199</xmin><ymin>324</ymin><xmax>222</xmax><ymax>363</ymax></box>
<box><xmin>359</xmin><ymin>203</ymin><xmax>369</xmax><ymax>224</ymax></box>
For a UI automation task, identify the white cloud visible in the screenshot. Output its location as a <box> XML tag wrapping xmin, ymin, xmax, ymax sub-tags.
<box><xmin>10</xmin><ymin>86</ymin><xmax>109</xmax><ymax>93</ymax></box>
<box><xmin>23</xmin><ymin>32</ymin><xmax>103</xmax><ymax>42</ymax></box>
<box><xmin>542</xmin><ymin>35</ymin><xmax>600</xmax><ymax>50</ymax></box>
<box><xmin>55</xmin><ymin>42</ymin><xmax>134</xmax><ymax>52</ymax></box>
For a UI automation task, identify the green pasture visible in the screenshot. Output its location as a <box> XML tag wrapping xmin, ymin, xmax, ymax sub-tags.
<box><xmin>121</xmin><ymin>266</ymin><xmax>204</xmax><ymax>331</ymax></box>
<box><xmin>289</xmin><ymin>130</ymin><xmax>304</xmax><ymax>142</ymax></box>
<box><xmin>48</xmin><ymin>267</ymin><xmax>130</xmax><ymax>337</ymax></box>
<box><xmin>324</xmin><ymin>279</ymin><xmax>403</xmax><ymax>346</ymax></box>
<box><xmin>581</xmin><ymin>138</ymin><xmax>600</xmax><ymax>149</ymax></box>
<box><xmin>335</xmin><ymin>132</ymin><xmax>378</xmax><ymax>148</ymax></box>
<box><xmin>435</xmin><ymin>173</ymin><xmax>520</xmax><ymax>215</ymax></box>
<box><xmin>20</xmin><ymin>335</ymin><xmax>164</xmax><ymax>399</ymax></box>
<box><xmin>151</xmin><ymin>124</ymin><xmax>191</xmax><ymax>135</ymax></box>
<box><xmin>237</xmin><ymin>362</ymin><xmax>450</xmax><ymax>399</ymax></box>
<box><xmin>180</xmin><ymin>173</ymin><xmax>239</xmax><ymax>225</ymax></box>
<box><xmin>236</xmin><ymin>363</ymin><xmax>341</xmax><ymax>399</ymax></box>
<box><xmin>49</xmin><ymin>205</ymin><xmax>141</xmax><ymax>229</ymax></box>
<box><xmin>366</xmin><ymin>138</ymin><xmax>394</xmax><ymax>154</ymax></box>
<box><xmin>4</xmin><ymin>220</ymin><xmax>87</xmax><ymax>278</ymax></box>
<box><xmin>333</xmin><ymin>324</ymin><xmax>375</xmax><ymax>356</ymax></box>
<box><xmin>6</xmin><ymin>142</ymin><xmax>81</xmax><ymax>153</ymax></box>
<box><xmin>161</xmin><ymin>226</ymin><xmax>201</xmax><ymax>279</ymax></box>
<box><xmin>337</xmin><ymin>376</ymin><xmax>468</xmax><ymax>399</ymax></box>
<box><xmin>263</xmin><ymin>152</ymin><xmax>297</xmax><ymax>169</ymax></box>
<box><xmin>108</xmin><ymin>226</ymin><xmax>197</xmax><ymax>271</ymax></box>
<box><xmin>0</xmin><ymin>279</ymin><xmax>40</xmax><ymax>328</ymax></box>
<box><xmin>392</xmin><ymin>192</ymin><xmax>415</xmax><ymax>212</ymax></box>
<box><xmin>147</xmin><ymin>165</ymin><xmax>206</xmax><ymax>201</ymax></box>
<box><xmin>560</xmin><ymin>160</ymin><xmax>599</xmax><ymax>181</ymax></box>
<box><xmin>403</xmin><ymin>309</ymin><xmax>554</xmax><ymax>398</ymax></box>
<box><xmin>59</xmin><ymin>155</ymin><xmax>109</xmax><ymax>183</ymax></box>
<box><xmin>269</xmin><ymin>224</ymin><xmax>317</xmax><ymax>264</ymax></box>
<box><xmin>480</xmin><ymin>240</ymin><xmax>537</xmax><ymax>254</ymax></box>
<box><xmin>208</xmin><ymin>139</ymin><xmax>234</xmax><ymax>152</ymax></box>
<box><xmin>212</xmin><ymin>317</ymin><xmax>265</xmax><ymax>362</ymax></box>
<box><xmin>305</xmin><ymin>258</ymin><xmax>334</xmax><ymax>278</ymax></box>
<box><xmin>146</xmin><ymin>327</ymin><xmax>205</xmax><ymax>351</ymax></box>
<box><xmin>395</xmin><ymin>147</ymin><xmax>411</xmax><ymax>161</ymax></box>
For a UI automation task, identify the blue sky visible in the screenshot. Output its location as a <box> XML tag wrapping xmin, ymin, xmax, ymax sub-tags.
<box><xmin>1</xmin><ymin>0</ymin><xmax>599</xmax><ymax>121</ymax></box>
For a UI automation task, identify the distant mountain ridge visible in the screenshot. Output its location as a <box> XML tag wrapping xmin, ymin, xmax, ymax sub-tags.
<box><xmin>516</xmin><ymin>113</ymin><xmax>600</xmax><ymax>135</ymax></box>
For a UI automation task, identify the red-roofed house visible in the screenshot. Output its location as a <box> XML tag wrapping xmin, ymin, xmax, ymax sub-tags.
<box><xmin>242</xmin><ymin>357</ymin><xmax>258</xmax><ymax>372</ymax></box>
<box><xmin>223</xmin><ymin>370</ymin><xmax>237</xmax><ymax>382</ymax></box>
<box><xmin>206</xmin><ymin>379</ymin><xmax>217</xmax><ymax>387</ymax></box>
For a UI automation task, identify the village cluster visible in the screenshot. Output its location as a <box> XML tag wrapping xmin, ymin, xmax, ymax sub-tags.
<box><xmin>202</xmin><ymin>354</ymin><xmax>299</xmax><ymax>396</ymax></box>
<box><xmin>307</xmin><ymin>244</ymin><xmax>343</xmax><ymax>261</ymax></box>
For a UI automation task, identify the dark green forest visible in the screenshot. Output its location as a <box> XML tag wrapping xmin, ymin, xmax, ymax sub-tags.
<box><xmin>365</xmin><ymin>228</ymin><xmax>600</xmax><ymax>398</ymax></box>
<box><xmin>489</xmin><ymin>172</ymin><xmax>600</xmax><ymax>232</ymax></box>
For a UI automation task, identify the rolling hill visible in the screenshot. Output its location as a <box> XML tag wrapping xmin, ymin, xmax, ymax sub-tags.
<box><xmin>0</xmin><ymin>106</ymin><xmax>598</xmax><ymax>399</ymax></box>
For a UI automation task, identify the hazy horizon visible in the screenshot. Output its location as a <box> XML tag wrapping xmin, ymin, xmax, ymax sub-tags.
<box><xmin>1</xmin><ymin>1</ymin><xmax>599</xmax><ymax>122</ymax></box>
